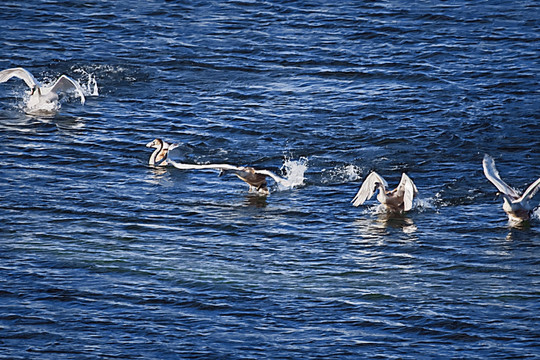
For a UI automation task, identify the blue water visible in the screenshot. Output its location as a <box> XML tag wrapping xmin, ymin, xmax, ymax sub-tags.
<box><xmin>1</xmin><ymin>1</ymin><xmax>539</xmax><ymax>359</ymax></box>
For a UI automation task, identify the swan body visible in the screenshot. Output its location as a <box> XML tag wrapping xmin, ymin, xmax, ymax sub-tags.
<box><xmin>352</xmin><ymin>172</ymin><xmax>418</xmax><ymax>212</ymax></box>
<box><xmin>482</xmin><ymin>154</ymin><xmax>540</xmax><ymax>223</ymax></box>
<box><xmin>0</xmin><ymin>67</ymin><xmax>85</xmax><ymax>114</ymax></box>
<box><xmin>146</xmin><ymin>138</ymin><xmax>177</xmax><ymax>166</ymax></box>
<box><xmin>162</xmin><ymin>143</ymin><xmax>291</xmax><ymax>195</ymax></box>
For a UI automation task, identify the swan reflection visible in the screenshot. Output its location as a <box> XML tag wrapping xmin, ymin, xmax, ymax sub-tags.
<box><xmin>243</xmin><ymin>193</ymin><xmax>268</xmax><ymax>208</ymax></box>
<box><xmin>354</xmin><ymin>211</ymin><xmax>417</xmax><ymax>238</ymax></box>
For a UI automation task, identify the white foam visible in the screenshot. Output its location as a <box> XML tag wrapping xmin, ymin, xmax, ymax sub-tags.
<box><xmin>533</xmin><ymin>207</ymin><xmax>540</xmax><ymax>220</ymax></box>
<box><xmin>278</xmin><ymin>157</ymin><xmax>308</xmax><ymax>190</ymax></box>
<box><xmin>73</xmin><ymin>68</ymin><xmax>99</xmax><ymax>96</ymax></box>
<box><xmin>414</xmin><ymin>197</ymin><xmax>437</xmax><ymax>213</ymax></box>
<box><xmin>321</xmin><ymin>164</ymin><xmax>362</xmax><ymax>184</ymax></box>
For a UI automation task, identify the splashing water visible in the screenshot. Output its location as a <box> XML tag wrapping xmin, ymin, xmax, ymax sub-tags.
<box><xmin>73</xmin><ymin>68</ymin><xmax>99</xmax><ymax>96</ymax></box>
<box><xmin>532</xmin><ymin>208</ymin><xmax>540</xmax><ymax>220</ymax></box>
<box><xmin>321</xmin><ymin>164</ymin><xmax>362</xmax><ymax>184</ymax></box>
<box><xmin>414</xmin><ymin>197</ymin><xmax>437</xmax><ymax>213</ymax></box>
<box><xmin>22</xmin><ymin>90</ymin><xmax>61</xmax><ymax>116</ymax></box>
<box><xmin>278</xmin><ymin>157</ymin><xmax>308</xmax><ymax>190</ymax></box>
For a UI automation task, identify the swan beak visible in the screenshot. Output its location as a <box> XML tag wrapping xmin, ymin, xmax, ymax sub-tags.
<box><xmin>168</xmin><ymin>143</ymin><xmax>180</xmax><ymax>151</ymax></box>
<box><xmin>145</xmin><ymin>140</ymin><xmax>155</xmax><ymax>148</ymax></box>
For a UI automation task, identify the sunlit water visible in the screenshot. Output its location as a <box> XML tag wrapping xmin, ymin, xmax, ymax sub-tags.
<box><xmin>0</xmin><ymin>1</ymin><xmax>539</xmax><ymax>359</ymax></box>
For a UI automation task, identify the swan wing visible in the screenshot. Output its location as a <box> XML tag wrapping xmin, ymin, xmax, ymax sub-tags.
<box><xmin>398</xmin><ymin>173</ymin><xmax>417</xmax><ymax>212</ymax></box>
<box><xmin>163</xmin><ymin>146</ymin><xmax>242</xmax><ymax>171</ymax></box>
<box><xmin>482</xmin><ymin>154</ymin><xmax>519</xmax><ymax>199</ymax></box>
<box><xmin>516</xmin><ymin>177</ymin><xmax>540</xmax><ymax>205</ymax></box>
<box><xmin>167</xmin><ymin>157</ymin><xmax>242</xmax><ymax>172</ymax></box>
<box><xmin>47</xmin><ymin>75</ymin><xmax>86</xmax><ymax>104</ymax></box>
<box><xmin>0</xmin><ymin>67</ymin><xmax>40</xmax><ymax>89</ymax></box>
<box><xmin>252</xmin><ymin>169</ymin><xmax>292</xmax><ymax>187</ymax></box>
<box><xmin>352</xmin><ymin>171</ymin><xmax>387</xmax><ymax>207</ymax></box>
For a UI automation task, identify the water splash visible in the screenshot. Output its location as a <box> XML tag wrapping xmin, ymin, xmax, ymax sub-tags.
<box><xmin>414</xmin><ymin>197</ymin><xmax>437</xmax><ymax>213</ymax></box>
<box><xmin>20</xmin><ymin>88</ymin><xmax>60</xmax><ymax>116</ymax></box>
<box><xmin>278</xmin><ymin>157</ymin><xmax>308</xmax><ymax>190</ymax></box>
<box><xmin>321</xmin><ymin>164</ymin><xmax>362</xmax><ymax>184</ymax></box>
<box><xmin>73</xmin><ymin>68</ymin><xmax>99</xmax><ymax>96</ymax></box>
<box><xmin>532</xmin><ymin>208</ymin><xmax>540</xmax><ymax>220</ymax></box>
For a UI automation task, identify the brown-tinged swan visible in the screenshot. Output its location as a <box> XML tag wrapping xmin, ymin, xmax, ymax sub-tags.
<box><xmin>483</xmin><ymin>154</ymin><xmax>540</xmax><ymax>223</ymax></box>
<box><xmin>352</xmin><ymin>171</ymin><xmax>418</xmax><ymax>213</ymax></box>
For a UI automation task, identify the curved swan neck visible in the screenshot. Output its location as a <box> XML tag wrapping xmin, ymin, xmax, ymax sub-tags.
<box><xmin>149</xmin><ymin>139</ymin><xmax>164</xmax><ymax>165</ymax></box>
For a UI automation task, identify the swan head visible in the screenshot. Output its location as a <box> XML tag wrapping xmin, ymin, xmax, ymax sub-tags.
<box><xmin>30</xmin><ymin>85</ymin><xmax>39</xmax><ymax>96</ymax></box>
<box><xmin>146</xmin><ymin>138</ymin><xmax>164</xmax><ymax>149</ymax></box>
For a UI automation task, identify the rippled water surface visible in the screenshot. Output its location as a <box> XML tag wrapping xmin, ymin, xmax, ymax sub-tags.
<box><xmin>1</xmin><ymin>1</ymin><xmax>539</xmax><ymax>359</ymax></box>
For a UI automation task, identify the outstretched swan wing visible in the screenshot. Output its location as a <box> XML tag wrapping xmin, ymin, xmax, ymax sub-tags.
<box><xmin>398</xmin><ymin>173</ymin><xmax>417</xmax><ymax>212</ymax></box>
<box><xmin>0</xmin><ymin>67</ymin><xmax>40</xmax><ymax>89</ymax></box>
<box><xmin>48</xmin><ymin>75</ymin><xmax>86</xmax><ymax>104</ymax></box>
<box><xmin>167</xmin><ymin>156</ymin><xmax>242</xmax><ymax>172</ymax></box>
<box><xmin>482</xmin><ymin>154</ymin><xmax>519</xmax><ymax>199</ymax></box>
<box><xmin>253</xmin><ymin>169</ymin><xmax>291</xmax><ymax>187</ymax></box>
<box><xmin>517</xmin><ymin>177</ymin><xmax>540</xmax><ymax>205</ymax></box>
<box><xmin>352</xmin><ymin>171</ymin><xmax>387</xmax><ymax>207</ymax></box>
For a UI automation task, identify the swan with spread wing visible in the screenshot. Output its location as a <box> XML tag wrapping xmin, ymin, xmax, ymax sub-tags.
<box><xmin>0</xmin><ymin>67</ymin><xmax>85</xmax><ymax>114</ymax></box>
<box><xmin>352</xmin><ymin>171</ymin><xmax>418</xmax><ymax>213</ymax></box>
<box><xmin>146</xmin><ymin>139</ymin><xmax>293</xmax><ymax>195</ymax></box>
<box><xmin>483</xmin><ymin>154</ymin><xmax>540</xmax><ymax>223</ymax></box>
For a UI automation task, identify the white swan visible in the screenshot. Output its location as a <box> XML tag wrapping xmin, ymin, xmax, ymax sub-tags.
<box><xmin>483</xmin><ymin>154</ymin><xmax>540</xmax><ymax>223</ymax></box>
<box><xmin>0</xmin><ymin>67</ymin><xmax>85</xmax><ymax>114</ymax></box>
<box><xmin>146</xmin><ymin>138</ymin><xmax>177</xmax><ymax>166</ymax></box>
<box><xmin>352</xmin><ymin>171</ymin><xmax>418</xmax><ymax>212</ymax></box>
<box><xmin>163</xmin><ymin>143</ymin><xmax>292</xmax><ymax>195</ymax></box>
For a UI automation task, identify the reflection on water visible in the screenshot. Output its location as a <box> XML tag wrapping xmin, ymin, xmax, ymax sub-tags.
<box><xmin>381</xmin><ymin>214</ymin><xmax>418</xmax><ymax>234</ymax></box>
<box><xmin>505</xmin><ymin>224</ymin><xmax>538</xmax><ymax>242</ymax></box>
<box><xmin>353</xmin><ymin>212</ymin><xmax>417</xmax><ymax>240</ymax></box>
<box><xmin>53</xmin><ymin>115</ymin><xmax>87</xmax><ymax>132</ymax></box>
<box><xmin>243</xmin><ymin>193</ymin><xmax>268</xmax><ymax>208</ymax></box>
<box><xmin>145</xmin><ymin>166</ymin><xmax>171</xmax><ymax>185</ymax></box>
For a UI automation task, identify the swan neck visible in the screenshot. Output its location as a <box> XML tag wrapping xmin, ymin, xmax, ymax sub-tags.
<box><xmin>150</xmin><ymin>140</ymin><xmax>164</xmax><ymax>165</ymax></box>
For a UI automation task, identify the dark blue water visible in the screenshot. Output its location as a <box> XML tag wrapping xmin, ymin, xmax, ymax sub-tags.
<box><xmin>1</xmin><ymin>1</ymin><xmax>539</xmax><ymax>359</ymax></box>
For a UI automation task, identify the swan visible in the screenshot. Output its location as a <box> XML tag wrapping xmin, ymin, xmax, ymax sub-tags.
<box><xmin>0</xmin><ymin>67</ymin><xmax>85</xmax><ymax>114</ymax></box>
<box><xmin>163</xmin><ymin>143</ymin><xmax>292</xmax><ymax>195</ymax></box>
<box><xmin>146</xmin><ymin>138</ymin><xmax>177</xmax><ymax>166</ymax></box>
<box><xmin>352</xmin><ymin>171</ymin><xmax>418</xmax><ymax>212</ymax></box>
<box><xmin>482</xmin><ymin>154</ymin><xmax>540</xmax><ymax>223</ymax></box>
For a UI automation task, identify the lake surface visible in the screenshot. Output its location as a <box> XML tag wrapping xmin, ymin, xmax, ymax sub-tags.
<box><xmin>0</xmin><ymin>1</ymin><xmax>539</xmax><ymax>359</ymax></box>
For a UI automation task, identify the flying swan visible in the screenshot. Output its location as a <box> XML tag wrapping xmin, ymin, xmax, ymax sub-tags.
<box><xmin>483</xmin><ymin>154</ymin><xmax>540</xmax><ymax>223</ymax></box>
<box><xmin>0</xmin><ymin>67</ymin><xmax>85</xmax><ymax>114</ymax></box>
<box><xmin>352</xmin><ymin>171</ymin><xmax>418</xmax><ymax>213</ymax></box>
<box><xmin>146</xmin><ymin>139</ymin><xmax>293</xmax><ymax>195</ymax></box>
